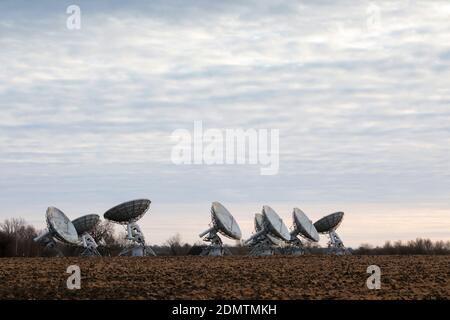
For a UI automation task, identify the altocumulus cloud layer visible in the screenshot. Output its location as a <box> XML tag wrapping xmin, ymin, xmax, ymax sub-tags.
<box><xmin>0</xmin><ymin>0</ymin><xmax>449</xmax><ymax>245</ymax></box>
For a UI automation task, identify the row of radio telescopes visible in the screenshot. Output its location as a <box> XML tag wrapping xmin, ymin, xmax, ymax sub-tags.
<box><xmin>34</xmin><ymin>199</ymin><xmax>350</xmax><ymax>257</ymax></box>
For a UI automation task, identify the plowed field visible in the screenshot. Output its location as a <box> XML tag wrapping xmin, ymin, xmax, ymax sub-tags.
<box><xmin>0</xmin><ymin>256</ymin><xmax>448</xmax><ymax>299</ymax></box>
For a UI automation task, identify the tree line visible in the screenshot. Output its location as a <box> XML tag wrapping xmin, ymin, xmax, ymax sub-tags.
<box><xmin>0</xmin><ymin>218</ymin><xmax>449</xmax><ymax>256</ymax></box>
<box><xmin>352</xmin><ymin>238</ymin><xmax>450</xmax><ymax>255</ymax></box>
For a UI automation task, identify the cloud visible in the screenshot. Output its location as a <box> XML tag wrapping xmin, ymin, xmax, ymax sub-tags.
<box><xmin>0</xmin><ymin>0</ymin><xmax>449</xmax><ymax>244</ymax></box>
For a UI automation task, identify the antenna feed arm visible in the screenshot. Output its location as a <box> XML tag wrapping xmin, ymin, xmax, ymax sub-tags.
<box><xmin>199</xmin><ymin>226</ymin><xmax>214</xmax><ymax>238</ymax></box>
<box><xmin>244</xmin><ymin>229</ymin><xmax>265</xmax><ymax>244</ymax></box>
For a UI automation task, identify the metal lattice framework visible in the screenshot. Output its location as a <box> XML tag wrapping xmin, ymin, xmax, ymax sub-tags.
<box><xmin>72</xmin><ymin>214</ymin><xmax>101</xmax><ymax>256</ymax></box>
<box><xmin>314</xmin><ymin>212</ymin><xmax>344</xmax><ymax>233</ymax></box>
<box><xmin>72</xmin><ymin>214</ymin><xmax>100</xmax><ymax>235</ymax></box>
<box><xmin>79</xmin><ymin>233</ymin><xmax>101</xmax><ymax>256</ymax></box>
<box><xmin>104</xmin><ymin>199</ymin><xmax>151</xmax><ymax>224</ymax></box>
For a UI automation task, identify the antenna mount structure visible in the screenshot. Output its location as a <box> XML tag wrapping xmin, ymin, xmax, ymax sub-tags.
<box><xmin>104</xmin><ymin>199</ymin><xmax>156</xmax><ymax>257</ymax></box>
<box><xmin>246</xmin><ymin>213</ymin><xmax>281</xmax><ymax>256</ymax></box>
<box><xmin>314</xmin><ymin>212</ymin><xmax>350</xmax><ymax>255</ymax></box>
<box><xmin>33</xmin><ymin>230</ymin><xmax>62</xmax><ymax>256</ymax></box>
<box><xmin>199</xmin><ymin>225</ymin><xmax>223</xmax><ymax>256</ymax></box>
<box><xmin>286</xmin><ymin>235</ymin><xmax>305</xmax><ymax>255</ymax></box>
<box><xmin>244</xmin><ymin>206</ymin><xmax>291</xmax><ymax>256</ymax></box>
<box><xmin>79</xmin><ymin>232</ymin><xmax>100</xmax><ymax>256</ymax></box>
<box><xmin>72</xmin><ymin>214</ymin><xmax>102</xmax><ymax>256</ymax></box>
<box><xmin>326</xmin><ymin>230</ymin><xmax>348</xmax><ymax>254</ymax></box>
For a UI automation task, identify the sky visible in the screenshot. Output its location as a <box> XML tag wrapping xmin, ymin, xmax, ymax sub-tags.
<box><xmin>0</xmin><ymin>0</ymin><xmax>449</xmax><ymax>247</ymax></box>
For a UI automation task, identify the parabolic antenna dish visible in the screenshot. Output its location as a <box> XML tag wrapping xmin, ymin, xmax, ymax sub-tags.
<box><xmin>104</xmin><ymin>199</ymin><xmax>151</xmax><ymax>224</ymax></box>
<box><xmin>255</xmin><ymin>213</ymin><xmax>283</xmax><ymax>245</ymax></box>
<box><xmin>314</xmin><ymin>212</ymin><xmax>344</xmax><ymax>233</ymax></box>
<box><xmin>211</xmin><ymin>201</ymin><xmax>242</xmax><ymax>240</ymax></box>
<box><xmin>292</xmin><ymin>208</ymin><xmax>320</xmax><ymax>242</ymax></box>
<box><xmin>72</xmin><ymin>214</ymin><xmax>100</xmax><ymax>235</ymax></box>
<box><xmin>46</xmin><ymin>207</ymin><xmax>79</xmax><ymax>245</ymax></box>
<box><xmin>262</xmin><ymin>205</ymin><xmax>291</xmax><ymax>241</ymax></box>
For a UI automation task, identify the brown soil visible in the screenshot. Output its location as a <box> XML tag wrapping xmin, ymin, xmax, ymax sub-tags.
<box><xmin>0</xmin><ymin>256</ymin><xmax>448</xmax><ymax>300</ymax></box>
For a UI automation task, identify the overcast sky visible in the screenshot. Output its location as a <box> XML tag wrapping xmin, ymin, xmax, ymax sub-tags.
<box><xmin>0</xmin><ymin>0</ymin><xmax>449</xmax><ymax>247</ymax></box>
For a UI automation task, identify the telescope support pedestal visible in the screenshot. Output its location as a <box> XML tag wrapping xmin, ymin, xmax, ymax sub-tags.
<box><xmin>327</xmin><ymin>230</ymin><xmax>350</xmax><ymax>255</ymax></box>
<box><xmin>80</xmin><ymin>233</ymin><xmax>101</xmax><ymax>256</ymax></box>
<box><xmin>119</xmin><ymin>222</ymin><xmax>156</xmax><ymax>256</ymax></box>
<box><xmin>200</xmin><ymin>229</ymin><xmax>224</xmax><ymax>256</ymax></box>
<box><xmin>34</xmin><ymin>231</ymin><xmax>63</xmax><ymax>257</ymax></box>
<box><xmin>286</xmin><ymin>237</ymin><xmax>305</xmax><ymax>255</ymax></box>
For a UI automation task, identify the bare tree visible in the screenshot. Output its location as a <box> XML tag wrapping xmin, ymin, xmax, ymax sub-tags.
<box><xmin>0</xmin><ymin>218</ymin><xmax>40</xmax><ymax>256</ymax></box>
<box><xmin>90</xmin><ymin>220</ymin><xmax>118</xmax><ymax>245</ymax></box>
<box><xmin>0</xmin><ymin>218</ymin><xmax>26</xmax><ymax>235</ymax></box>
<box><xmin>0</xmin><ymin>230</ymin><xmax>12</xmax><ymax>256</ymax></box>
<box><xmin>165</xmin><ymin>233</ymin><xmax>190</xmax><ymax>256</ymax></box>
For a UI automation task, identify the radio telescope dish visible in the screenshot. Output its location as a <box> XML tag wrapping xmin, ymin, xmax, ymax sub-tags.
<box><xmin>244</xmin><ymin>206</ymin><xmax>290</xmax><ymax>255</ymax></box>
<box><xmin>247</xmin><ymin>213</ymin><xmax>283</xmax><ymax>256</ymax></box>
<box><xmin>198</xmin><ymin>202</ymin><xmax>242</xmax><ymax>256</ymax></box>
<box><xmin>314</xmin><ymin>211</ymin><xmax>344</xmax><ymax>233</ymax></box>
<box><xmin>255</xmin><ymin>214</ymin><xmax>282</xmax><ymax>245</ymax></box>
<box><xmin>314</xmin><ymin>212</ymin><xmax>350</xmax><ymax>255</ymax></box>
<box><xmin>103</xmin><ymin>199</ymin><xmax>155</xmax><ymax>257</ymax></box>
<box><xmin>104</xmin><ymin>199</ymin><xmax>150</xmax><ymax>224</ymax></box>
<box><xmin>34</xmin><ymin>207</ymin><xmax>80</xmax><ymax>256</ymax></box>
<box><xmin>34</xmin><ymin>208</ymin><xmax>104</xmax><ymax>257</ymax></box>
<box><xmin>285</xmin><ymin>208</ymin><xmax>319</xmax><ymax>255</ymax></box>
<box><xmin>211</xmin><ymin>201</ymin><xmax>242</xmax><ymax>240</ymax></box>
<box><xmin>72</xmin><ymin>214</ymin><xmax>101</xmax><ymax>256</ymax></box>
<box><xmin>72</xmin><ymin>214</ymin><xmax>100</xmax><ymax>235</ymax></box>
<box><xmin>292</xmin><ymin>208</ymin><xmax>319</xmax><ymax>242</ymax></box>
<box><xmin>46</xmin><ymin>207</ymin><xmax>80</xmax><ymax>245</ymax></box>
<box><xmin>262</xmin><ymin>205</ymin><xmax>291</xmax><ymax>241</ymax></box>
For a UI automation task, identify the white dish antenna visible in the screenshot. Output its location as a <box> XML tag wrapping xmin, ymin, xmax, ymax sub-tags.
<box><xmin>262</xmin><ymin>205</ymin><xmax>291</xmax><ymax>241</ymax></box>
<box><xmin>314</xmin><ymin>212</ymin><xmax>350</xmax><ymax>255</ymax></box>
<box><xmin>46</xmin><ymin>207</ymin><xmax>80</xmax><ymax>245</ymax></box>
<box><xmin>254</xmin><ymin>213</ymin><xmax>283</xmax><ymax>245</ymax></box>
<box><xmin>199</xmin><ymin>202</ymin><xmax>242</xmax><ymax>256</ymax></box>
<box><xmin>246</xmin><ymin>213</ymin><xmax>284</xmax><ymax>256</ymax></box>
<box><xmin>35</xmin><ymin>207</ymin><xmax>105</xmax><ymax>256</ymax></box>
<box><xmin>104</xmin><ymin>199</ymin><xmax>156</xmax><ymax>256</ymax></box>
<box><xmin>245</xmin><ymin>205</ymin><xmax>290</xmax><ymax>247</ymax></box>
<box><xmin>285</xmin><ymin>208</ymin><xmax>320</xmax><ymax>255</ymax></box>
<box><xmin>292</xmin><ymin>208</ymin><xmax>320</xmax><ymax>242</ymax></box>
<box><xmin>200</xmin><ymin>201</ymin><xmax>242</xmax><ymax>240</ymax></box>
